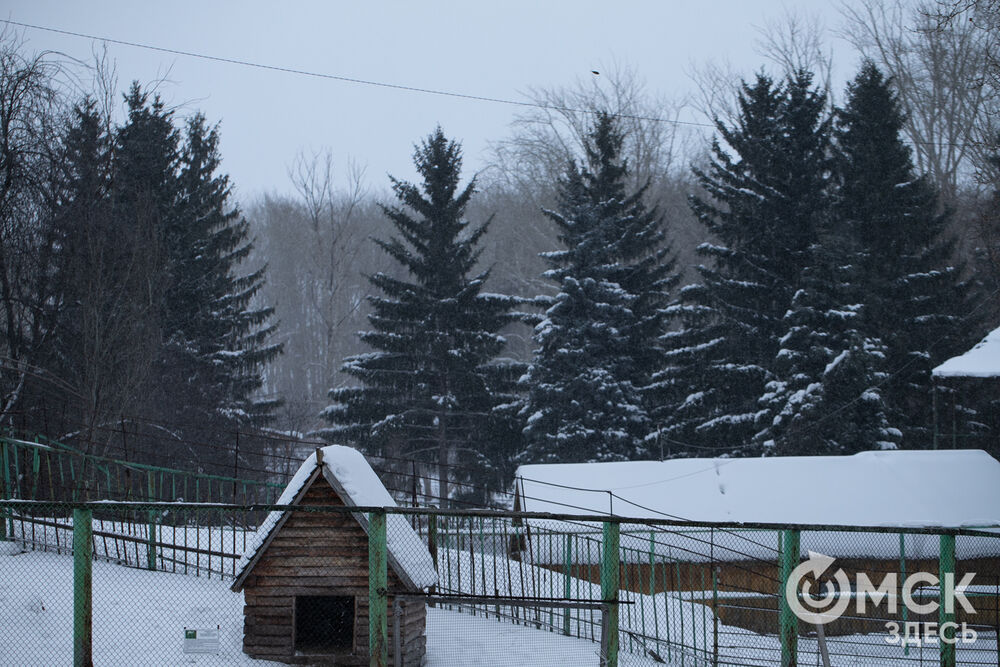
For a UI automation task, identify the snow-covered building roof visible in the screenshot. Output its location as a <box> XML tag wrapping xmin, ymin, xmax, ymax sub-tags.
<box><xmin>232</xmin><ymin>445</ymin><xmax>437</xmax><ymax>592</ymax></box>
<box><xmin>933</xmin><ymin>326</ymin><xmax>1000</xmax><ymax>378</ymax></box>
<box><xmin>515</xmin><ymin>450</ymin><xmax>1000</xmax><ymax>529</ymax></box>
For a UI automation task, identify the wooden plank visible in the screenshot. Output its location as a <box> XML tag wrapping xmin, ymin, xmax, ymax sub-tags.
<box><xmin>254</xmin><ymin>554</ymin><xmax>369</xmax><ymax>569</ymax></box>
<box><xmin>267</xmin><ymin>537</ymin><xmax>366</xmax><ymax>550</ymax></box>
<box><xmin>254</xmin><ymin>548</ymin><xmax>346</xmax><ymax>560</ymax></box>
<box><xmin>253</xmin><ymin>560</ymin><xmax>367</xmax><ymax>574</ymax></box>
<box><xmin>244</xmin><ymin>635</ymin><xmax>293</xmax><ymax>648</ymax></box>
<box><xmin>271</xmin><ymin>521</ymin><xmax>357</xmax><ymax>535</ymax></box>
<box><xmin>299</xmin><ymin>488</ymin><xmax>346</xmax><ymax>504</ymax></box>
<box><xmin>268</xmin><ymin>525</ymin><xmax>364</xmax><ymax>540</ymax></box>
<box><xmin>231</xmin><ymin>466</ymin><xmax>324</xmax><ymax>592</ymax></box>
<box><xmin>242</xmin><ymin>599</ymin><xmax>295</xmax><ymax>610</ymax></box>
<box><xmin>270</xmin><ymin>521</ymin><xmax>357</xmax><ymax>535</ymax></box>
<box><xmin>244</xmin><ymin>614</ymin><xmax>291</xmax><ymax>626</ymax></box>
<box><xmin>252</xmin><ymin>564</ymin><xmax>408</xmax><ymax>589</ymax></box>
<box><xmin>280</xmin><ymin>512</ymin><xmax>357</xmax><ymax>525</ymax></box>
<box><xmin>251</xmin><ymin>574</ymin><xmax>370</xmax><ymax>586</ymax></box>
<box><xmin>251</xmin><ymin>567</ymin><xmax>367</xmax><ymax>580</ymax></box>
<box><xmin>243</xmin><ymin>622</ymin><xmax>292</xmax><ymax>637</ymax></box>
<box><xmin>242</xmin><ymin>593</ymin><xmax>294</xmax><ymax>605</ymax></box>
<box><xmin>247</xmin><ymin>584</ymin><xmax>370</xmax><ymax>596</ymax></box>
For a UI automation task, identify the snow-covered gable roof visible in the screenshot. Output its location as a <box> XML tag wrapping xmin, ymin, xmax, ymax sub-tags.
<box><xmin>515</xmin><ymin>450</ymin><xmax>1000</xmax><ymax>529</ymax></box>
<box><xmin>232</xmin><ymin>445</ymin><xmax>437</xmax><ymax>592</ymax></box>
<box><xmin>933</xmin><ymin>325</ymin><xmax>1000</xmax><ymax>378</ymax></box>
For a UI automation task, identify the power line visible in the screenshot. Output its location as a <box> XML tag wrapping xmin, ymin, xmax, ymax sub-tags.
<box><xmin>1</xmin><ymin>18</ymin><xmax>714</xmax><ymax>130</ymax></box>
<box><xmin>5</xmin><ymin>18</ymin><xmax>990</xmax><ymax>151</ymax></box>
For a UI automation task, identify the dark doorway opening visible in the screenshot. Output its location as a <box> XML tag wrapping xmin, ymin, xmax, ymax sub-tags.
<box><xmin>294</xmin><ymin>595</ymin><xmax>355</xmax><ymax>654</ymax></box>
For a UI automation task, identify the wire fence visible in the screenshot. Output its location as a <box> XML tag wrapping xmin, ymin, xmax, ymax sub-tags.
<box><xmin>2</xmin><ymin>499</ymin><xmax>998</xmax><ymax>666</ymax></box>
<box><xmin>0</xmin><ymin>426</ymin><xmax>513</xmax><ymax>510</ymax></box>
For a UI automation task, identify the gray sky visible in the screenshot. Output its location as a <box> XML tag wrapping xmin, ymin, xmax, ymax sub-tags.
<box><xmin>4</xmin><ymin>1</ymin><xmax>858</xmax><ymax>201</ymax></box>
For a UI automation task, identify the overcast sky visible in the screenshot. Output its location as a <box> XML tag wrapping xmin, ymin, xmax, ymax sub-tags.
<box><xmin>4</xmin><ymin>1</ymin><xmax>861</xmax><ymax>202</ymax></box>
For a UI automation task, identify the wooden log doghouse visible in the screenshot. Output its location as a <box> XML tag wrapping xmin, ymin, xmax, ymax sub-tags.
<box><xmin>231</xmin><ymin>446</ymin><xmax>437</xmax><ymax>665</ymax></box>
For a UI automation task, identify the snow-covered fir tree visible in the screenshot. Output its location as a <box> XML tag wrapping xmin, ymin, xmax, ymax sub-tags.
<box><xmin>162</xmin><ymin>113</ymin><xmax>281</xmax><ymax>427</ymax></box>
<box><xmin>520</xmin><ymin>113</ymin><xmax>677</xmax><ymax>463</ymax></box>
<box><xmin>655</xmin><ymin>72</ymin><xmax>831</xmax><ymax>455</ymax></box>
<box><xmin>44</xmin><ymin>88</ymin><xmax>281</xmax><ymax>458</ymax></box>
<box><xmin>119</xmin><ymin>88</ymin><xmax>281</xmax><ymax>432</ymax></box>
<box><xmin>834</xmin><ymin>61</ymin><xmax>976</xmax><ymax>449</ymax></box>
<box><xmin>754</xmin><ymin>248</ymin><xmax>900</xmax><ymax>455</ymax></box>
<box><xmin>321</xmin><ymin>128</ymin><xmax>521</xmax><ymax>505</ymax></box>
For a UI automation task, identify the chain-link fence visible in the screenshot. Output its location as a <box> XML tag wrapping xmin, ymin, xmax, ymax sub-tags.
<box><xmin>1</xmin><ymin>500</ymin><xmax>998</xmax><ymax>666</ymax></box>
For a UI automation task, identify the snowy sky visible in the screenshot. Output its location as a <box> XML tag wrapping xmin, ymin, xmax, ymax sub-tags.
<box><xmin>4</xmin><ymin>1</ymin><xmax>859</xmax><ymax>201</ymax></box>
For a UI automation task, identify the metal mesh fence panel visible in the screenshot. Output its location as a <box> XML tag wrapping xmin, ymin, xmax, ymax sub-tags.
<box><xmin>2</xmin><ymin>500</ymin><xmax>1000</xmax><ymax>666</ymax></box>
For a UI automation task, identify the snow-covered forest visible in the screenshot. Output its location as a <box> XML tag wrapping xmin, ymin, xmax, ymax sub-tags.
<box><xmin>2</xmin><ymin>1</ymin><xmax>1000</xmax><ymax>504</ymax></box>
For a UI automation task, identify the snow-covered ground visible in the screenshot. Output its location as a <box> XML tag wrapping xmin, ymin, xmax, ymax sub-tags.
<box><xmin>0</xmin><ymin>542</ymin><xmax>662</xmax><ymax>666</ymax></box>
<box><xmin>424</xmin><ymin>607</ymin><xmax>663</xmax><ymax>666</ymax></box>
<box><xmin>0</xmin><ymin>541</ymin><xmax>258</xmax><ymax>666</ymax></box>
<box><xmin>3</xmin><ymin>539</ymin><xmax>997</xmax><ymax>666</ymax></box>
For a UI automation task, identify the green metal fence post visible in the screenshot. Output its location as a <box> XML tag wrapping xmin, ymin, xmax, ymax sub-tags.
<box><xmin>369</xmin><ymin>510</ymin><xmax>387</xmax><ymax>667</ymax></box>
<box><xmin>940</xmin><ymin>534</ymin><xmax>956</xmax><ymax>667</ymax></box>
<box><xmin>73</xmin><ymin>508</ymin><xmax>93</xmax><ymax>667</ymax></box>
<box><xmin>601</xmin><ymin>521</ymin><xmax>620</xmax><ymax>667</ymax></box>
<box><xmin>900</xmin><ymin>533</ymin><xmax>909</xmax><ymax>657</ymax></box>
<box><xmin>712</xmin><ymin>566</ymin><xmax>720</xmax><ymax>666</ymax></box>
<box><xmin>675</xmin><ymin>558</ymin><xmax>685</xmax><ymax>667</ymax></box>
<box><xmin>778</xmin><ymin>529</ymin><xmax>800</xmax><ymax>667</ymax></box>
<box><xmin>428</xmin><ymin>514</ymin><xmax>438</xmax><ymax>605</ymax></box>
<box><xmin>649</xmin><ymin>531</ymin><xmax>659</xmax><ymax>642</ymax></box>
<box><xmin>564</xmin><ymin>533</ymin><xmax>572</xmax><ymax>636</ymax></box>
<box><xmin>1</xmin><ymin>439</ymin><xmax>9</xmax><ymax>540</ymax></box>
<box><xmin>30</xmin><ymin>444</ymin><xmax>39</xmax><ymax>500</ymax></box>
<box><xmin>146</xmin><ymin>474</ymin><xmax>157</xmax><ymax>570</ymax></box>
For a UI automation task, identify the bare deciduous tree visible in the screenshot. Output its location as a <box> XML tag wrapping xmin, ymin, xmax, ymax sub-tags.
<box><xmin>840</xmin><ymin>0</ymin><xmax>996</xmax><ymax>200</ymax></box>
<box><xmin>0</xmin><ymin>30</ymin><xmax>62</xmax><ymax>424</ymax></box>
<box><xmin>486</xmin><ymin>64</ymin><xmax>692</xmax><ymax>199</ymax></box>
<box><xmin>249</xmin><ymin>151</ymin><xmax>386</xmax><ymax>434</ymax></box>
<box><xmin>686</xmin><ymin>57</ymin><xmax>744</xmax><ymax>129</ymax></box>
<box><xmin>688</xmin><ymin>7</ymin><xmax>836</xmax><ymax>125</ymax></box>
<box><xmin>482</xmin><ymin>64</ymin><xmax>700</xmax><ymax>308</ymax></box>
<box><xmin>756</xmin><ymin>8</ymin><xmax>836</xmax><ymax>102</ymax></box>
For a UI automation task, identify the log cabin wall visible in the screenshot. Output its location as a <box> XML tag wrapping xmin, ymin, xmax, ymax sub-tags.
<box><xmin>539</xmin><ymin>557</ymin><xmax>1000</xmax><ymax>597</ymax></box>
<box><xmin>538</xmin><ymin>556</ymin><xmax>1000</xmax><ymax>637</ymax></box>
<box><xmin>240</xmin><ymin>478</ymin><xmax>426</xmax><ymax>665</ymax></box>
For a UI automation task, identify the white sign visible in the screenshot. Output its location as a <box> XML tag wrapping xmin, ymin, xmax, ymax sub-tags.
<box><xmin>183</xmin><ymin>627</ymin><xmax>220</xmax><ymax>655</ymax></box>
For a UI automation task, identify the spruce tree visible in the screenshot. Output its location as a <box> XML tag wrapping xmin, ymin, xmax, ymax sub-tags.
<box><xmin>753</xmin><ymin>252</ymin><xmax>900</xmax><ymax>455</ymax></box>
<box><xmin>114</xmin><ymin>86</ymin><xmax>280</xmax><ymax>447</ymax></box>
<box><xmin>45</xmin><ymin>99</ymin><xmax>161</xmax><ymax>434</ymax></box>
<box><xmin>834</xmin><ymin>62</ymin><xmax>975</xmax><ymax>449</ymax></box>
<box><xmin>656</xmin><ymin>72</ymin><xmax>831</xmax><ymax>455</ymax></box>
<box><xmin>114</xmin><ymin>84</ymin><xmax>179</xmax><ymax>237</ymax></box>
<box><xmin>160</xmin><ymin>114</ymin><xmax>281</xmax><ymax>428</ymax></box>
<box><xmin>322</xmin><ymin>128</ymin><xmax>521</xmax><ymax>505</ymax></box>
<box><xmin>520</xmin><ymin>113</ymin><xmax>677</xmax><ymax>463</ymax></box>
